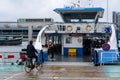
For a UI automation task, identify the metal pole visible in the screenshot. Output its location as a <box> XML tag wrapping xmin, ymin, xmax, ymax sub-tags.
<box><xmin>89</xmin><ymin>0</ymin><xmax>91</xmax><ymax>7</ymax></box>
<box><xmin>107</xmin><ymin>0</ymin><xmax>108</xmax><ymax>22</ymax></box>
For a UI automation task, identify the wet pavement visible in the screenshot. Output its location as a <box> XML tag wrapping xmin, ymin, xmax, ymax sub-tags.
<box><xmin>0</xmin><ymin>62</ymin><xmax>120</xmax><ymax>80</ymax></box>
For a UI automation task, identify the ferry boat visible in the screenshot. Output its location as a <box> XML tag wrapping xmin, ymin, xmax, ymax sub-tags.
<box><xmin>35</xmin><ymin>5</ymin><xmax>120</xmax><ymax>65</ymax></box>
<box><xmin>0</xmin><ymin>37</ymin><xmax>22</xmax><ymax>45</ymax></box>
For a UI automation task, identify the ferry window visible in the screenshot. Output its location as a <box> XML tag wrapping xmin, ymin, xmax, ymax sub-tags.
<box><xmin>26</xmin><ymin>19</ymin><xmax>44</xmax><ymax>22</ymax></box>
<box><xmin>45</xmin><ymin>19</ymin><xmax>52</xmax><ymax>22</ymax></box>
<box><xmin>71</xmin><ymin>19</ymin><xmax>79</xmax><ymax>22</ymax></box>
<box><xmin>63</xmin><ymin>26</ymin><xmax>66</xmax><ymax>31</ymax></box>
<box><xmin>77</xmin><ymin>27</ymin><xmax>80</xmax><ymax>30</ymax></box>
<box><xmin>66</xmin><ymin>37</ymin><xmax>72</xmax><ymax>44</ymax></box>
<box><xmin>58</xmin><ymin>25</ymin><xmax>66</xmax><ymax>31</ymax></box>
<box><xmin>82</xmin><ymin>19</ymin><xmax>94</xmax><ymax>22</ymax></box>
<box><xmin>63</xmin><ymin>12</ymin><xmax>97</xmax><ymax>23</ymax></box>
<box><xmin>60</xmin><ymin>25</ymin><xmax>62</xmax><ymax>31</ymax></box>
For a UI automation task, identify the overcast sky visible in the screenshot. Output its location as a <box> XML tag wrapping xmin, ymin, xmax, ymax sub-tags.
<box><xmin>0</xmin><ymin>0</ymin><xmax>120</xmax><ymax>22</ymax></box>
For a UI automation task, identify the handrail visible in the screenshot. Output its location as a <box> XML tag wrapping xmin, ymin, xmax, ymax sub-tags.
<box><xmin>0</xmin><ymin>52</ymin><xmax>19</xmax><ymax>53</ymax></box>
<box><xmin>34</xmin><ymin>25</ymin><xmax>49</xmax><ymax>51</ymax></box>
<box><xmin>100</xmin><ymin>52</ymin><xmax>119</xmax><ymax>65</ymax></box>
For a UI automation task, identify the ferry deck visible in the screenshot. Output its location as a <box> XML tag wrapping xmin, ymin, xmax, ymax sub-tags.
<box><xmin>0</xmin><ymin>62</ymin><xmax>120</xmax><ymax>80</ymax></box>
<box><xmin>35</xmin><ymin>6</ymin><xmax>120</xmax><ymax>66</ymax></box>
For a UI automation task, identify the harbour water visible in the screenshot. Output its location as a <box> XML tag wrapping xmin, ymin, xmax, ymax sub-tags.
<box><xmin>0</xmin><ymin>41</ymin><xmax>28</xmax><ymax>53</ymax></box>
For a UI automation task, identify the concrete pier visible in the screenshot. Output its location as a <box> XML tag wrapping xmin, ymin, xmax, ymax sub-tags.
<box><xmin>0</xmin><ymin>62</ymin><xmax>120</xmax><ymax>80</ymax></box>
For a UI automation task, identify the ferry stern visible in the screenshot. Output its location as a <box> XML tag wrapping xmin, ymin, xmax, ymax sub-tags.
<box><xmin>35</xmin><ymin>6</ymin><xmax>120</xmax><ymax>65</ymax></box>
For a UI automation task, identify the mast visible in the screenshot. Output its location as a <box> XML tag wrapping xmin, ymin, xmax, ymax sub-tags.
<box><xmin>89</xmin><ymin>0</ymin><xmax>91</xmax><ymax>7</ymax></box>
<box><xmin>107</xmin><ymin>0</ymin><xmax>108</xmax><ymax>22</ymax></box>
<box><xmin>71</xmin><ymin>0</ymin><xmax>80</xmax><ymax>8</ymax></box>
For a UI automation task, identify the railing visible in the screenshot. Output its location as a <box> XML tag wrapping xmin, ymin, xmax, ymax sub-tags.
<box><xmin>100</xmin><ymin>52</ymin><xmax>119</xmax><ymax>65</ymax></box>
<box><xmin>0</xmin><ymin>52</ymin><xmax>20</xmax><ymax>63</ymax></box>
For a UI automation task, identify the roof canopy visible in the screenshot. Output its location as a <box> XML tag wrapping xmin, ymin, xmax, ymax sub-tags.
<box><xmin>54</xmin><ymin>7</ymin><xmax>104</xmax><ymax>23</ymax></box>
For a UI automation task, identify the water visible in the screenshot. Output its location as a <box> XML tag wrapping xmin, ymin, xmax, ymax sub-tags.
<box><xmin>0</xmin><ymin>41</ymin><xmax>28</xmax><ymax>53</ymax></box>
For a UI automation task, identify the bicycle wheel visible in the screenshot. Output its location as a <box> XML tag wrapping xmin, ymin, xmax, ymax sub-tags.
<box><xmin>24</xmin><ymin>59</ymin><xmax>32</xmax><ymax>73</ymax></box>
<box><xmin>35</xmin><ymin>63</ymin><xmax>43</xmax><ymax>71</ymax></box>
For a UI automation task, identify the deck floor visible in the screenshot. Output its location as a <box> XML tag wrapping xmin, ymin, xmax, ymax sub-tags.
<box><xmin>0</xmin><ymin>54</ymin><xmax>120</xmax><ymax>80</ymax></box>
<box><xmin>48</xmin><ymin>54</ymin><xmax>92</xmax><ymax>62</ymax></box>
<box><xmin>1</xmin><ymin>62</ymin><xmax>120</xmax><ymax>80</ymax></box>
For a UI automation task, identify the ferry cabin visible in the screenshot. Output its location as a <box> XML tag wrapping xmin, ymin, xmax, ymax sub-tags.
<box><xmin>35</xmin><ymin>7</ymin><xmax>119</xmax><ymax>65</ymax></box>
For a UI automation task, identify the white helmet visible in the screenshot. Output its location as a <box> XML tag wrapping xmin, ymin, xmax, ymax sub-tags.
<box><xmin>49</xmin><ymin>40</ymin><xmax>52</xmax><ymax>42</ymax></box>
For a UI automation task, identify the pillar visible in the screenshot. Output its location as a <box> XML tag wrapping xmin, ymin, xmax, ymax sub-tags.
<box><xmin>28</xmin><ymin>26</ymin><xmax>33</xmax><ymax>41</ymax></box>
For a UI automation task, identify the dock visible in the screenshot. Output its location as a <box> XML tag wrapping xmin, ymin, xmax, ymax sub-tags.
<box><xmin>0</xmin><ymin>62</ymin><xmax>120</xmax><ymax>80</ymax></box>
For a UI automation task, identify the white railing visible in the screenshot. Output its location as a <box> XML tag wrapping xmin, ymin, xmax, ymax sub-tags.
<box><xmin>0</xmin><ymin>52</ymin><xmax>19</xmax><ymax>63</ymax></box>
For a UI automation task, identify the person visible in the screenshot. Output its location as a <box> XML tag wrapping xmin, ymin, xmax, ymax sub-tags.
<box><xmin>26</xmin><ymin>40</ymin><xmax>38</xmax><ymax>69</ymax></box>
<box><xmin>47</xmin><ymin>40</ymin><xmax>54</xmax><ymax>59</ymax></box>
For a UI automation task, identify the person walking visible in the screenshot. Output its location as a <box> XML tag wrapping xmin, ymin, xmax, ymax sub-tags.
<box><xmin>47</xmin><ymin>40</ymin><xmax>54</xmax><ymax>59</ymax></box>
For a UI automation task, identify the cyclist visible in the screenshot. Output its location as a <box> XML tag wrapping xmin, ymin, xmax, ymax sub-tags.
<box><xmin>26</xmin><ymin>40</ymin><xmax>38</xmax><ymax>69</ymax></box>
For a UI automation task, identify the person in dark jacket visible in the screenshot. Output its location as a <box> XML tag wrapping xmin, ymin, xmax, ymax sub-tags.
<box><xmin>27</xmin><ymin>40</ymin><xmax>38</xmax><ymax>68</ymax></box>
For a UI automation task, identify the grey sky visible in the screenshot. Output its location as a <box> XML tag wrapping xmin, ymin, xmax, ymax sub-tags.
<box><xmin>0</xmin><ymin>0</ymin><xmax>119</xmax><ymax>22</ymax></box>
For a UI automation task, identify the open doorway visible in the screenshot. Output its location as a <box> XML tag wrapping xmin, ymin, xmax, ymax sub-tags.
<box><xmin>82</xmin><ymin>37</ymin><xmax>93</xmax><ymax>62</ymax></box>
<box><xmin>83</xmin><ymin>38</ymin><xmax>92</xmax><ymax>56</ymax></box>
<box><xmin>45</xmin><ymin>34</ymin><xmax>62</xmax><ymax>55</ymax></box>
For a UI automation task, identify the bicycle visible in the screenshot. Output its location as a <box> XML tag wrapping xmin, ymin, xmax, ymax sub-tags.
<box><xmin>24</xmin><ymin>57</ymin><xmax>44</xmax><ymax>73</ymax></box>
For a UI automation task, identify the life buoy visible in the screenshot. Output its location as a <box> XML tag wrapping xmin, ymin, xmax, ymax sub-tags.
<box><xmin>86</xmin><ymin>25</ymin><xmax>92</xmax><ymax>31</ymax></box>
<box><xmin>67</xmin><ymin>25</ymin><xmax>72</xmax><ymax>31</ymax></box>
<box><xmin>77</xmin><ymin>37</ymin><xmax>82</xmax><ymax>43</ymax></box>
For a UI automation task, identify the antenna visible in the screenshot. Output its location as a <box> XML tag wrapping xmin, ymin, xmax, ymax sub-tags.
<box><xmin>107</xmin><ymin>0</ymin><xmax>109</xmax><ymax>22</ymax></box>
<box><xmin>88</xmin><ymin>0</ymin><xmax>93</xmax><ymax>7</ymax></box>
<box><xmin>89</xmin><ymin>0</ymin><xmax>91</xmax><ymax>7</ymax></box>
<box><xmin>92</xmin><ymin>0</ymin><xmax>94</xmax><ymax>7</ymax></box>
<box><xmin>71</xmin><ymin>0</ymin><xmax>80</xmax><ymax>8</ymax></box>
